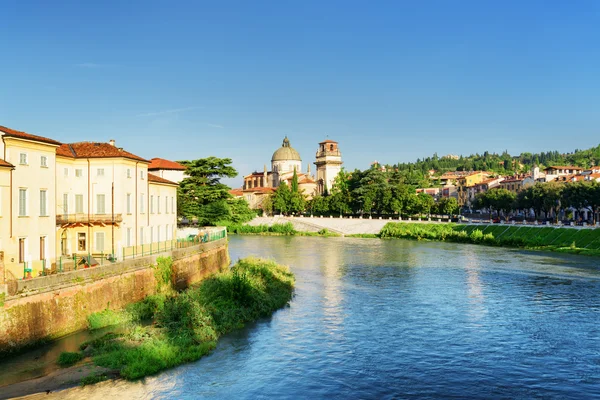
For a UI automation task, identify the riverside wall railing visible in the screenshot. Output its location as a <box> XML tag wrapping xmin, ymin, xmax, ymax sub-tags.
<box><xmin>2</xmin><ymin>227</ymin><xmax>227</xmax><ymax>284</ymax></box>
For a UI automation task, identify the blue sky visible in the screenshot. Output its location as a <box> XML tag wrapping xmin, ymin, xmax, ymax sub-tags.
<box><xmin>1</xmin><ymin>1</ymin><xmax>599</xmax><ymax>186</ymax></box>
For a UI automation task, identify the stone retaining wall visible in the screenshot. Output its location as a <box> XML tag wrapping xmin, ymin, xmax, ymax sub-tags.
<box><xmin>0</xmin><ymin>240</ymin><xmax>229</xmax><ymax>353</ymax></box>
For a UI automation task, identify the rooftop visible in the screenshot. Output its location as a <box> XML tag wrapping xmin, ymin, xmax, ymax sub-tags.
<box><xmin>148</xmin><ymin>173</ymin><xmax>178</xmax><ymax>186</ymax></box>
<box><xmin>0</xmin><ymin>158</ymin><xmax>14</xmax><ymax>168</ymax></box>
<box><xmin>57</xmin><ymin>142</ymin><xmax>148</xmax><ymax>162</ymax></box>
<box><xmin>0</xmin><ymin>125</ymin><xmax>62</xmax><ymax>146</ymax></box>
<box><xmin>545</xmin><ymin>165</ymin><xmax>583</xmax><ymax>171</ymax></box>
<box><xmin>149</xmin><ymin>158</ymin><xmax>186</xmax><ymax>171</ymax></box>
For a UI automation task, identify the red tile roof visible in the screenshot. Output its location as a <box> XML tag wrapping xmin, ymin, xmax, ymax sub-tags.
<box><xmin>0</xmin><ymin>125</ymin><xmax>61</xmax><ymax>146</ymax></box>
<box><xmin>319</xmin><ymin>139</ymin><xmax>338</xmax><ymax>144</ymax></box>
<box><xmin>544</xmin><ymin>165</ymin><xmax>583</xmax><ymax>171</ymax></box>
<box><xmin>148</xmin><ymin>158</ymin><xmax>186</xmax><ymax>171</ymax></box>
<box><xmin>148</xmin><ymin>173</ymin><xmax>178</xmax><ymax>186</ymax></box>
<box><xmin>244</xmin><ymin>187</ymin><xmax>275</xmax><ymax>194</ymax></box>
<box><xmin>229</xmin><ymin>189</ymin><xmax>244</xmax><ymax>196</ymax></box>
<box><xmin>57</xmin><ymin>142</ymin><xmax>148</xmax><ymax>162</ymax></box>
<box><xmin>0</xmin><ymin>159</ymin><xmax>14</xmax><ymax>168</ymax></box>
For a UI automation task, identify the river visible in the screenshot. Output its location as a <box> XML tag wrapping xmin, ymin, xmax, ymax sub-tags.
<box><xmin>7</xmin><ymin>236</ymin><xmax>600</xmax><ymax>399</ymax></box>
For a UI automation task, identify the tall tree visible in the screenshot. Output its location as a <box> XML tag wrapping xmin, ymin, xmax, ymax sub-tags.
<box><xmin>288</xmin><ymin>170</ymin><xmax>306</xmax><ymax>215</ymax></box>
<box><xmin>177</xmin><ymin>157</ymin><xmax>238</xmax><ymax>220</ymax></box>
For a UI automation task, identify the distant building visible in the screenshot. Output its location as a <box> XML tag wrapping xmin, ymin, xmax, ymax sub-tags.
<box><xmin>457</xmin><ymin>172</ymin><xmax>492</xmax><ymax>206</ymax></box>
<box><xmin>148</xmin><ymin>158</ymin><xmax>187</xmax><ymax>184</ymax></box>
<box><xmin>236</xmin><ymin>137</ymin><xmax>342</xmax><ymax>209</ymax></box>
<box><xmin>542</xmin><ymin>166</ymin><xmax>583</xmax><ymax>182</ymax></box>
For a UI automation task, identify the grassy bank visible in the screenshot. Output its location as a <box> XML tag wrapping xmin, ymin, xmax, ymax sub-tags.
<box><xmin>222</xmin><ymin>222</ymin><xmax>340</xmax><ymax>237</ymax></box>
<box><xmin>379</xmin><ymin>222</ymin><xmax>600</xmax><ymax>256</ymax></box>
<box><xmin>58</xmin><ymin>257</ymin><xmax>294</xmax><ymax>382</ymax></box>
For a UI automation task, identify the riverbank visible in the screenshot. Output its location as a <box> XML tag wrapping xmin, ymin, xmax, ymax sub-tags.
<box><xmin>379</xmin><ymin>222</ymin><xmax>600</xmax><ymax>256</ymax></box>
<box><xmin>233</xmin><ymin>217</ymin><xmax>600</xmax><ymax>257</ymax></box>
<box><xmin>1</xmin><ymin>257</ymin><xmax>294</xmax><ymax>398</ymax></box>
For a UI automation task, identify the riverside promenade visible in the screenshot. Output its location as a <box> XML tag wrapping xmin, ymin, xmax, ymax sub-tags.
<box><xmin>248</xmin><ymin>216</ymin><xmax>399</xmax><ymax>235</ymax></box>
<box><xmin>247</xmin><ymin>216</ymin><xmax>600</xmax><ymax>236</ymax></box>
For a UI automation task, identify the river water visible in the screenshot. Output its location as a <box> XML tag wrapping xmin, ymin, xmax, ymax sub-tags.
<box><xmin>8</xmin><ymin>237</ymin><xmax>600</xmax><ymax>399</ymax></box>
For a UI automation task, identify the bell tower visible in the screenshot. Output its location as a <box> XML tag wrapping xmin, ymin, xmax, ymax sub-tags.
<box><xmin>314</xmin><ymin>140</ymin><xmax>343</xmax><ymax>195</ymax></box>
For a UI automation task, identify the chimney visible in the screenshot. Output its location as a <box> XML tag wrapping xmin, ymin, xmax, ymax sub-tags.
<box><xmin>109</xmin><ymin>139</ymin><xmax>116</xmax><ymax>146</ymax></box>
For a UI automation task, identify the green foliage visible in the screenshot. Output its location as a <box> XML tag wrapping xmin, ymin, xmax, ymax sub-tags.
<box><xmin>435</xmin><ymin>197</ymin><xmax>459</xmax><ymax>215</ymax></box>
<box><xmin>177</xmin><ymin>157</ymin><xmax>238</xmax><ymax>219</ymax></box>
<box><xmin>224</xmin><ymin>222</ymin><xmax>297</xmax><ymax>235</ymax></box>
<box><xmin>87</xmin><ymin>309</ymin><xmax>131</xmax><ymax>330</ymax></box>
<box><xmin>228</xmin><ymin>198</ymin><xmax>257</xmax><ymax>223</ymax></box>
<box><xmin>81</xmin><ymin>374</ymin><xmax>108</xmax><ymax>386</ymax></box>
<box><xmin>57</xmin><ymin>351</ymin><xmax>83</xmax><ymax>367</ymax></box>
<box><xmin>0</xmin><ymin>292</ymin><xmax>5</xmax><ymax>307</ymax></box>
<box><xmin>80</xmin><ymin>258</ymin><xmax>295</xmax><ymax>380</ymax></box>
<box><xmin>379</xmin><ymin>222</ymin><xmax>600</xmax><ymax>255</ymax></box>
<box><xmin>153</xmin><ymin>256</ymin><xmax>173</xmax><ymax>292</ymax></box>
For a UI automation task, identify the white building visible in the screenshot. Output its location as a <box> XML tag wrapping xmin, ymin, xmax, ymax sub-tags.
<box><xmin>148</xmin><ymin>158</ymin><xmax>187</xmax><ymax>184</ymax></box>
<box><xmin>314</xmin><ymin>139</ymin><xmax>343</xmax><ymax>194</ymax></box>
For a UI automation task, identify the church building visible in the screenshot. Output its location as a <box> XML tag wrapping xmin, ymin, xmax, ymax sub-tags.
<box><xmin>233</xmin><ymin>137</ymin><xmax>342</xmax><ymax>210</ymax></box>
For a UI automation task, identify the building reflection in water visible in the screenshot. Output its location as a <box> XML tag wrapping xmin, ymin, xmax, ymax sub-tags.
<box><xmin>463</xmin><ymin>249</ymin><xmax>488</xmax><ymax>323</ymax></box>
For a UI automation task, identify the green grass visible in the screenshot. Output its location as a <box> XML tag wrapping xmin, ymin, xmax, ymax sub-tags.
<box><xmin>81</xmin><ymin>373</ymin><xmax>108</xmax><ymax>386</ymax></box>
<box><xmin>57</xmin><ymin>351</ymin><xmax>84</xmax><ymax>367</ymax></box>
<box><xmin>224</xmin><ymin>222</ymin><xmax>297</xmax><ymax>235</ymax></box>
<box><xmin>379</xmin><ymin>222</ymin><xmax>600</xmax><ymax>256</ymax></box>
<box><xmin>64</xmin><ymin>257</ymin><xmax>295</xmax><ymax>381</ymax></box>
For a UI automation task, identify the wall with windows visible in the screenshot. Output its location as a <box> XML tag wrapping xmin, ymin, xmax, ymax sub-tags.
<box><xmin>1</xmin><ymin>137</ymin><xmax>58</xmax><ymax>271</ymax></box>
<box><xmin>147</xmin><ymin>180</ymin><xmax>178</xmax><ymax>246</ymax></box>
<box><xmin>55</xmin><ymin>156</ymin><xmax>150</xmax><ymax>258</ymax></box>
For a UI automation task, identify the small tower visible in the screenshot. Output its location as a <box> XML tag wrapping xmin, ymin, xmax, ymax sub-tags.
<box><xmin>314</xmin><ymin>139</ymin><xmax>343</xmax><ymax>195</ymax></box>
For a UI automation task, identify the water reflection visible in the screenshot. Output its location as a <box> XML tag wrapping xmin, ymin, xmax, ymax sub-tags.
<box><xmin>10</xmin><ymin>236</ymin><xmax>600</xmax><ymax>399</ymax></box>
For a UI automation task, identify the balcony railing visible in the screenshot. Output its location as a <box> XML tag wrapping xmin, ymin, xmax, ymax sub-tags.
<box><xmin>57</xmin><ymin>213</ymin><xmax>123</xmax><ymax>225</ymax></box>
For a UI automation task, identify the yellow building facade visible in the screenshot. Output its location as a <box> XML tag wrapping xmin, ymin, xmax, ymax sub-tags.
<box><xmin>0</xmin><ymin>126</ymin><xmax>61</xmax><ymax>279</ymax></box>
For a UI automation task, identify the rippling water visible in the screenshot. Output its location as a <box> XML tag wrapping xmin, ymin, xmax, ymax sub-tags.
<box><xmin>24</xmin><ymin>237</ymin><xmax>600</xmax><ymax>399</ymax></box>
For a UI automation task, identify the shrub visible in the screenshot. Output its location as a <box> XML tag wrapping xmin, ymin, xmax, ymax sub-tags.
<box><xmin>57</xmin><ymin>351</ymin><xmax>83</xmax><ymax>367</ymax></box>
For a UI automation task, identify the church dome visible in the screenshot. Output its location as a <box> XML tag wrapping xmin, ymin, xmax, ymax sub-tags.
<box><xmin>271</xmin><ymin>136</ymin><xmax>302</xmax><ymax>162</ymax></box>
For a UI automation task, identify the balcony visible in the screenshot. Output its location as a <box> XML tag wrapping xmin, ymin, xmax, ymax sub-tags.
<box><xmin>315</xmin><ymin>149</ymin><xmax>342</xmax><ymax>158</ymax></box>
<box><xmin>57</xmin><ymin>213</ymin><xmax>123</xmax><ymax>226</ymax></box>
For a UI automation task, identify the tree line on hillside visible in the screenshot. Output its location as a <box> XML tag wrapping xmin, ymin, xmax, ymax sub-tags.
<box><xmin>175</xmin><ymin>156</ymin><xmax>599</xmax><ymax>227</ymax></box>
<box><xmin>394</xmin><ymin>143</ymin><xmax>600</xmax><ymax>179</ymax></box>
<box><xmin>473</xmin><ymin>181</ymin><xmax>600</xmax><ymax>223</ymax></box>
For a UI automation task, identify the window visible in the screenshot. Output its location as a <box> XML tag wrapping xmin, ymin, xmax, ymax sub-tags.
<box><xmin>172</xmin><ymin>196</ymin><xmax>174</xmax><ymax>213</ymax></box>
<box><xmin>157</xmin><ymin>196</ymin><xmax>161</xmax><ymax>214</ymax></box>
<box><xmin>19</xmin><ymin>188</ymin><xmax>27</xmax><ymax>216</ymax></box>
<box><xmin>127</xmin><ymin>194</ymin><xmax>132</xmax><ymax>214</ymax></box>
<box><xmin>140</xmin><ymin>171</ymin><xmax>145</xmax><ymax>180</ymax></box>
<box><xmin>75</xmin><ymin>194</ymin><xmax>84</xmax><ymax>213</ymax></box>
<box><xmin>97</xmin><ymin>168</ymin><xmax>105</xmax><ymax>177</ymax></box>
<box><xmin>127</xmin><ymin>169</ymin><xmax>131</xmax><ymax>178</ymax></box>
<box><xmin>64</xmin><ymin>168</ymin><xmax>69</xmax><ymax>177</ymax></box>
<box><xmin>96</xmin><ymin>194</ymin><xmax>106</xmax><ymax>214</ymax></box>
<box><xmin>150</xmin><ymin>195</ymin><xmax>154</xmax><ymax>213</ymax></box>
<box><xmin>150</xmin><ymin>226</ymin><xmax>154</xmax><ymax>243</ymax></box>
<box><xmin>75</xmin><ymin>169</ymin><xmax>83</xmax><ymax>178</ymax></box>
<box><xmin>95</xmin><ymin>232</ymin><xmax>105</xmax><ymax>253</ymax></box>
<box><xmin>78</xmin><ymin>232</ymin><xmax>86</xmax><ymax>251</ymax></box>
<box><xmin>157</xmin><ymin>225</ymin><xmax>161</xmax><ymax>242</ymax></box>
<box><xmin>166</xmin><ymin>224</ymin><xmax>170</xmax><ymax>240</ymax></box>
<box><xmin>63</xmin><ymin>193</ymin><xmax>69</xmax><ymax>214</ymax></box>
<box><xmin>165</xmin><ymin>196</ymin><xmax>168</xmax><ymax>214</ymax></box>
<box><xmin>40</xmin><ymin>156</ymin><xmax>48</xmax><ymax>167</ymax></box>
<box><xmin>140</xmin><ymin>193</ymin><xmax>145</xmax><ymax>213</ymax></box>
<box><xmin>19</xmin><ymin>153</ymin><xmax>28</xmax><ymax>165</ymax></box>
<box><xmin>126</xmin><ymin>228</ymin><xmax>131</xmax><ymax>247</ymax></box>
<box><xmin>40</xmin><ymin>236</ymin><xmax>46</xmax><ymax>260</ymax></box>
<box><xmin>19</xmin><ymin>238</ymin><xmax>26</xmax><ymax>263</ymax></box>
<box><xmin>40</xmin><ymin>190</ymin><xmax>47</xmax><ymax>216</ymax></box>
<box><xmin>139</xmin><ymin>228</ymin><xmax>144</xmax><ymax>245</ymax></box>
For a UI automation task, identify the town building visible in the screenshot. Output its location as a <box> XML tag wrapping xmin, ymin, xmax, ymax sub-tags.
<box><xmin>542</xmin><ymin>166</ymin><xmax>583</xmax><ymax>182</ymax></box>
<box><xmin>466</xmin><ymin>177</ymin><xmax>504</xmax><ymax>206</ymax></box>
<box><xmin>498</xmin><ymin>174</ymin><xmax>535</xmax><ymax>193</ymax></box>
<box><xmin>148</xmin><ymin>158</ymin><xmax>187</xmax><ymax>184</ymax></box>
<box><xmin>456</xmin><ymin>171</ymin><xmax>491</xmax><ymax>206</ymax></box>
<box><xmin>315</xmin><ymin>140</ymin><xmax>343</xmax><ymax>194</ymax></box>
<box><xmin>0</xmin><ymin>125</ymin><xmax>179</xmax><ymax>279</ymax></box>
<box><xmin>0</xmin><ymin>126</ymin><xmax>61</xmax><ymax>278</ymax></box>
<box><xmin>237</xmin><ymin>137</ymin><xmax>341</xmax><ymax>209</ymax></box>
<box><xmin>56</xmin><ymin>140</ymin><xmax>178</xmax><ymax>260</ymax></box>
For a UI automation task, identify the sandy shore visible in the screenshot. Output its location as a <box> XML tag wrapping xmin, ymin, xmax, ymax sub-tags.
<box><xmin>0</xmin><ymin>362</ymin><xmax>115</xmax><ymax>400</ymax></box>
